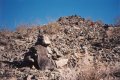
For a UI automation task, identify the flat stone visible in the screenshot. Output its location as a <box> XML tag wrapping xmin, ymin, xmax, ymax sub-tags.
<box><xmin>55</xmin><ymin>59</ymin><xmax>68</xmax><ymax>68</ymax></box>
<box><xmin>14</xmin><ymin>40</ymin><xmax>26</xmax><ymax>45</ymax></box>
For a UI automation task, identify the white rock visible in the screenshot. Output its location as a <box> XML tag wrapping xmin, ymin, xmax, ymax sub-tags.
<box><xmin>42</xmin><ymin>35</ymin><xmax>51</xmax><ymax>45</ymax></box>
<box><xmin>27</xmin><ymin>36</ymin><xmax>34</xmax><ymax>43</ymax></box>
<box><xmin>47</xmin><ymin>47</ymin><xmax>52</xmax><ymax>54</ymax></box>
<box><xmin>14</xmin><ymin>40</ymin><xmax>26</xmax><ymax>45</ymax></box>
<box><xmin>0</xmin><ymin>46</ymin><xmax>4</xmax><ymax>51</ymax></box>
<box><xmin>55</xmin><ymin>59</ymin><xmax>68</xmax><ymax>68</ymax></box>
<box><xmin>9</xmin><ymin>77</ymin><xmax>17</xmax><ymax>80</ymax></box>
<box><xmin>26</xmin><ymin>75</ymin><xmax>33</xmax><ymax>80</ymax></box>
<box><xmin>78</xmin><ymin>36</ymin><xmax>85</xmax><ymax>40</ymax></box>
<box><xmin>47</xmin><ymin>47</ymin><xmax>52</xmax><ymax>57</ymax></box>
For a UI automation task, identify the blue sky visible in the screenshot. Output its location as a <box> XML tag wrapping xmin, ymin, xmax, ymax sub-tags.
<box><xmin>0</xmin><ymin>0</ymin><xmax>120</xmax><ymax>30</ymax></box>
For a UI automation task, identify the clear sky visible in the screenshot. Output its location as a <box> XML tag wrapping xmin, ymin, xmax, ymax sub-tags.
<box><xmin>0</xmin><ymin>0</ymin><xmax>120</xmax><ymax>30</ymax></box>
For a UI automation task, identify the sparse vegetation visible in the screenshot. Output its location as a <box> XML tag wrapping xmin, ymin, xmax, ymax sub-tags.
<box><xmin>38</xmin><ymin>22</ymin><xmax>61</xmax><ymax>34</ymax></box>
<box><xmin>115</xmin><ymin>16</ymin><xmax>120</xmax><ymax>26</ymax></box>
<box><xmin>0</xmin><ymin>15</ymin><xmax>120</xmax><ymax>80</ymax></box>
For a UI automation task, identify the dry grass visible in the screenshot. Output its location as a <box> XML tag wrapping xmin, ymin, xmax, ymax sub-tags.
<box><xmin>15</xmin><ymin>24</ymin><xmax>39</xmax><ymax>39</ymax></box>
<box><xmin>0</xmin><ymin>28</ymin><xmax>12</xmax><ymax>37</ymax></box>
<box><xmin>16</xmin><ymin>25</ymin><xmax>29</xmax><ymax>36</ymax></box>
<box><xmin>38</xmin><ymin>22</ymin><xmax>61</xmax><ymax>34</ymax></box>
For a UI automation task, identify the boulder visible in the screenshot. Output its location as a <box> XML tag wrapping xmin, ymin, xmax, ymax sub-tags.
<box><xmin>42</xmin><ymin>35</ymin><xmax>51</xmax><ymax>46</ymax></box>
<box><xmin>36</xmin><ymin>34</ymin><xmax>51</xmax><ymax>46</ymax></box>
<box><xmin>35</xmin><ymin>45</ymin><xmax>55</xmax><ymax>70</ymax></box>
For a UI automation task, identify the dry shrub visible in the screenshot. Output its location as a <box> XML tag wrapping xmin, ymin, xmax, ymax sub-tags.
<box><xmin>0</xmin><ymin>28</ymin><xmax>13</xmax><ymax>47</ymax></box>
<box><xmin>58</xmin><ymin>68</ymin><xmax>107</xmax><ymax>80</ymax></box>
<box><xmin>106</xmin><ymin>27</ymin><xmax>119</xmax><ymax>40</ymax></box>
<box><xmin>64</xmin><ymin>62</ymin><xmax>120</xmax><ymax>80</ymax></box>
<box><xmin>113</xmin><ymin>27</ymin><xmax>120</xmax><ymax>36</ymax></box>
<box><xmin>16</xmin><ymin>25</ymin><xmax>29</xmax><ymax>35</ymax></box>
<box><xmin>115</xmin><ymin>16</ymin><xmax>120</xmax><ymax>26</ymax></box>
<box><xmin>16</xmin><ymin>24</ymin><xmax>38</xmax><ymax>38</ymax></box>
<box><xmin>76</xmin><ymin>68</ymin><xmax>114</xmax><ymax>80</ymax></box>
<box><xmin>0</xmin><ymin>28</ymin><xmax>12</xmax><ymax>37</ymax></box>
<box><xmin>38</xmin><ymin>22</ymin><xmax>61</xmax><ymax>34</ymax></box>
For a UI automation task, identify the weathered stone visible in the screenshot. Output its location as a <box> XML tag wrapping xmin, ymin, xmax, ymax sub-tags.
<box><xmin>36</xmin><ymin>34</ymin><xmax>51</xmax><ymax>47</ymax></box>
<box><xmin>9</xmin><ymin>77</ymin><xmax>17</xmax><ymax>80</ymax></box>
<box><xmin>0</xmin><ymin>15</ymin><xmax>120</xmax><ymax>80</ymax></box>
<box><xmin>53</xmin><ymin>48</ymin><xmax>62</xmax><ymax>58</ymax></box>
<box><xmin>48</xmin><ymin>71</ymin><xmax>61</xmax><ymax>80</ymax></box>
<box><xmin>0</xmin><ymin>46</ymin><xmax>4</xmax><ymax>51</ymax></box>
<box><xmin>26</xmin><ymin>75</ymin><xmax>33</xmax><ymax>80</ymax></box>
<box><xmin>78</xmin><ymin>36</ymin><xmax>85</xmax><ymax>40</ymax></box>
<box><xmin>67</xmin><ymin>56</ymin><xmax>77</xmax><ymax>69</ymax></box>
<box><xmin>42</xmin><ymin>35</ymin><xmax>51</xmax><ymax>46</ymax></box>
<box><xmin>55</xmin><ymin>59</ymin><xmax>68</xmax><ymax>68</ymax></box>
<box><xmin>14</xmin><ymin>40</ymin><xmax>26</xmax><ymax>46</ymax></box>
<box><xmin>27</xmin><ymin>56</ymin><xmax>35</xmax><ymax>63</ymax></box>
<box><xmin>35</xmin><ymin>45</ymin><xmax>55</xmax><ymax>70</ymax></box>
<box><xmin>47</xmin><ymin>47</ymin><xmax>52</xmax><ymax>54</ymax></box>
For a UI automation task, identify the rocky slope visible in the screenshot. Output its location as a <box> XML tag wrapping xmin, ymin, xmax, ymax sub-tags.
<box><xmin>0</xmin><ymin>15</ymin><xmax>120</xmax><ymax>80</ymax></box>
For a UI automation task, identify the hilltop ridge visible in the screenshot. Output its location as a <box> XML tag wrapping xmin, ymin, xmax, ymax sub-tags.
<box><xmin>0</xmin><ymin>15</ymin><xmax>120</xmax><ymax>80</ymax></box>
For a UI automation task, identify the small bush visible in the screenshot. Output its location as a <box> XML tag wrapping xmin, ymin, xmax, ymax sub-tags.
<box><xmin>38</xmin><ymin>22</ymin><xmax>61</xmax><ymax>34</ymax></box>
<box><xmin>16</xmin><ymin>25</ymin><xmax>28</xmax><ymax>35</ymax></box>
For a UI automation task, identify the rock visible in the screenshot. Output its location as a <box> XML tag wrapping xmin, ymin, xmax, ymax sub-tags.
<box><xmin>41</xmin><ymin>35</ymin><xmax>51</xmax><ymax>46</ymax></box>
<box><xmin>47</xmin><ymin>47</ymin><xmax>52</xmax><ymax>54</ymax></box>
<box><xmin>24</xmin><ymin>44</ymin><xmax>55</xmax><ymax>70</ymax></box>
<box><xmin>51</xmin><ymin>48</ymin><xmax>63</xmax><ymax>60</ymax></box>
<box><xmin>78</xmin><ymin>36</ymin><xmax>85</xmax><ymax>40</ymax></box>
<box><xmin>32</xmin><ymin>65</ymin><xmax>36</xmax><ymax>69</ymax></box>
<box><xmin>35</xmin><ymin>45</ymin><xmax>55</xmax><ymax>70</ymax></box>
<box><xmin>27</xmin><ymin>36</ymin><xmax>34</xmax><ymax>43</ymax></box>
<box><xmin>67</xmin><ymin>56</ymin><xmax>77</xmax><ymax>69</ymax></box>
<box><xmin>0</xmin><ymin>15</ymin><xmax>120</xmax><ymax>80</ymax></box>
<box><xmin>9</xmin><ymin>77</ymin><xmax>17</xmax><ymax>80</ymax></box>
<box><xmin>55</xmin><ymin>59</ymin><xmax>68</xmax><ymax>68</ymax></box>
<box><xmin>0</xmin><ymin>38</ymin><xmax>8</xmax><ymax>46</ymax></box>
<box><xmin>0</xmin><ymin>70</ymin><xmax>4</xmax><ymax>75</ymax></box>
<box><xmin>106</xmin><ymin>27</ymin><xmax>113</xmax><ymax>38</ymax></box>
<box><xmin>53</xmin><ymin>48</ymin><xmax>62</xmax><ymax>58</ymax></box>
<box><xmin>36</xmin><ymin>34</ymin><xmax>51</xmax><ymax>46</ymax></box>
<box><xmin>26</xmin><ymin>75</ymin><xmax>33</xmax><ymax>80</ymax></box>
<box><xmin>46</xmin><ymin>47</ymin><xmax>52</xmax><ymax>58</ymax></box>
<box><xmin>27</xmin><ymin>75</ymin><xmax>32</xmax><ymax>80</ymax></box>
<box><xmin>27</xmin><ymin>56</ymin><xmax>35</xmax><ymax>63</ymax></box>
<box><xmin>42</xmin><ymin>35</ymin><xmax>51</xmax><ymax>46</ymax></box>
<box><xmin>48</xmin><ymin>71</ymin><xmax>61</xmax><ymax>80</ymax></box>
<box><xmin>0</xmin><ymin>46</ymin><xmax>4</xmax><ymax>51</ymax></box>
<box><xmin>14</xmin><ymin>39</ymin><xmax>26</xmax><ymax>46</ymax></box>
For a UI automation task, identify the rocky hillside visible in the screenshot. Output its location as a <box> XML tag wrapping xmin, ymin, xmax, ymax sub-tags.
<box><xmin>0</xmin><ymin>15</ymin><xmax>120</xmax><ymax>80</ymax></box>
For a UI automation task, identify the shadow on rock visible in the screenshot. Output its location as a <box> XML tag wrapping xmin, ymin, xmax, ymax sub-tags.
<box><xmin>1</xmin><ymin>60</ymin><xmax>28</xmax><ymax>68</ymax></box>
